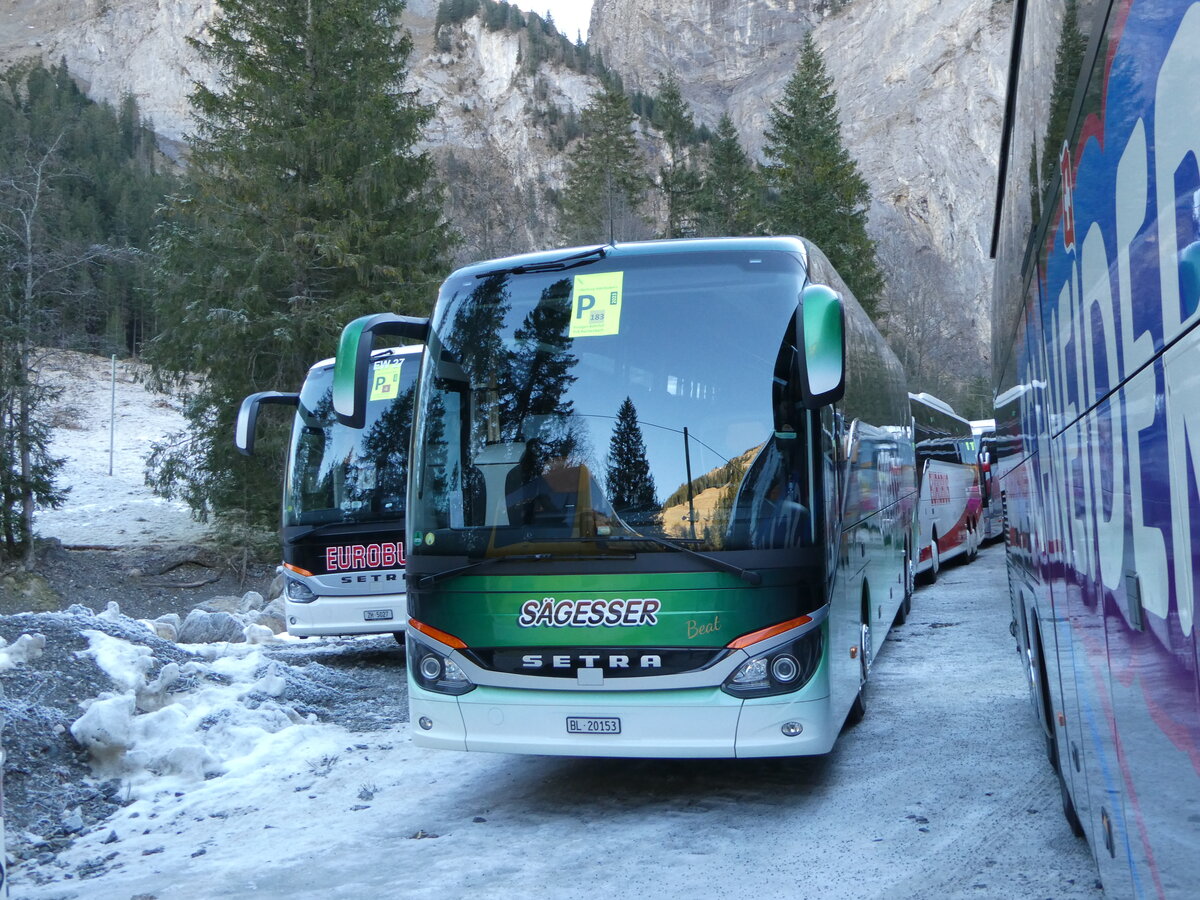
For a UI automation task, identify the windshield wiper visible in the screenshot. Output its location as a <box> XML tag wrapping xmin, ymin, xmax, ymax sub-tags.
<box><xmin>287</xmin><ymin>519</ymin><xmax>383</xmax><ymax>541</ymax></box>
<box><xmin>415</xmin><ymin>544</ymin><xmax>637</xmax><ymax>589</ymax></box>
<box><xmin>601</xmin><ymin>534</ymin><xmax>762</xmax><ymax>586</ymax></box>
<box><xmin>414</xmin><ymin>553</ymin><xmax>553</xmax><ymax>589</ymax></box>
<box><xmin>476</xmin><ymin>245</ymin><xmax>607</xmax><ymax>278</ymax></box>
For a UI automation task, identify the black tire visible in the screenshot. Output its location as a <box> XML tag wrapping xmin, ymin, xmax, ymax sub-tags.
<box><xmin>1033</xmin><ymin>622</ymin><xmax>1083</xmax><ymax>838</ymax></box>
<box><xmin>1058</xmin><ymin>764</ymin><xmax>1085</xmax><ymax>837</ymax></box>
<box><xmin>927</xmin><ymin>536</ymin><xmax>940</xmax><ymax>584</ymax></box>
<box><xmin>846</xmin><ymin>687</ymin><xmax>866</xmax><ymax>726</ymax></box>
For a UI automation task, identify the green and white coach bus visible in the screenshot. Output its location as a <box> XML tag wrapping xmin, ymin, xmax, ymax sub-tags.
<box><xmin>333</xmin><ymin>237</ymin><xmax>915</xmax><ymax>757</ymax></box>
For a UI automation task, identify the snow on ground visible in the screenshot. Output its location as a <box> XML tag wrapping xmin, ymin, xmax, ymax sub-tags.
<box><xmin>5</xmin><ymin>548</ymin><xmax>1104</xmax><ymax>900</ymax></box>
<box><xmin>34</xmin><ymin>350</ymin><xmax>211</xmax><ymax>548</ymax></box>
<box><xmin>3</xmin><ymin>352</ymin><xmax>1103</xmax><ymax>898</ymax></box>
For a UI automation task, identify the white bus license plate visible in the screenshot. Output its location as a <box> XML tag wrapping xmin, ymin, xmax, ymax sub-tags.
<box><xmin>363</xmin><ymin>609</ymin><xmax>394</xmax><ymax>621</ymax></box>
<box><xmin>566</xmin><ymin>716</ymin><xmax>621</xmax><ymax>735</ymax></box>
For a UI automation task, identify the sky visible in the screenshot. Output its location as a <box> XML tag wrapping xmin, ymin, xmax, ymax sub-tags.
<box><xmin>522</xmin><ymin>0</ymin><xmax>593</xmax><ymax>42</ymax></box>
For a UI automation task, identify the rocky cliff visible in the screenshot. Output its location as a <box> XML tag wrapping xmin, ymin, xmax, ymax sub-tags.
<box><xmin>591</xmin><ymin>0</ymin><xmax>1013</xmax><ymax>383</ymax></box>
<box><xmin>1</xmin><ymin>0</ymin><xmax>1012</xmax><ymax>393</ymax></box>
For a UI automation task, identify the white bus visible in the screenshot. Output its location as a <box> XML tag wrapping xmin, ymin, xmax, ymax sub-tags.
<box><xmin>970</xmin><ymin>418</ymin><xmax>1004</xmax><ymax>543</ymax></box>
<box><xmin>236</xmin><ymin>345</ymin><xmax>421</xmax><ymax>640</ymax></box>
<box><xmin>910</xmin><ymin>392</ymin><xmax>982</xmax><ymax>582</ymax></box>
<box><xmin>330</xmin><ymin>236</ymin><xmax>917</xmax><ymax>757</ymax></box>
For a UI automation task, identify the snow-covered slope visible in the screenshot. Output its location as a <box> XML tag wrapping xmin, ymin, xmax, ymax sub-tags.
<box><xmin>34</xmin><ymin>350</ymin><xmax>210</xmax><ymax>549</ymax></box>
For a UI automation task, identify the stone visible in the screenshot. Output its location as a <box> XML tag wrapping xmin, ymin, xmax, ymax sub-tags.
<box><xmin>176</xmin><ymin>609</ymin><xmax>245</xmax><ymax>644</ymax></box>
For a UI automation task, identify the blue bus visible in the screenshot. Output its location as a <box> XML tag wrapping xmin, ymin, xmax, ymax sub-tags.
<box><xmin>991</xmin><ymin>0</ymin><xmax>1200</xmax><ymax>895</ymax></box>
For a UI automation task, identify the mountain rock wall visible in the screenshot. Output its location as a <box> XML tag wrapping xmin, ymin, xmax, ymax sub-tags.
<box><xmin>592</xmin><ymin>0</ymin><xmax>1013</xmax><ymax>379</ymax></box>
<box><xmin>2</xmin><ymin>0</ymin><xmax>1013</xmax><ymax>388</ymax></box>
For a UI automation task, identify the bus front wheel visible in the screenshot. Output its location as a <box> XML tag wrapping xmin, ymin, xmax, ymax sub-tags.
<box><xmin>846</xmin><ymin>605</ymin><xmax>870</xmax><ymax>727</ymax></box>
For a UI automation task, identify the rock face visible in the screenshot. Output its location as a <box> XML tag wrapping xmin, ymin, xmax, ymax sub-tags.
<box><xmin>1</xmin><ymin>0</ymin><xmax>1011</xmax><ymax>387</ymax></box>
<box><xmin>589</xmin><ymin>0</ymin><xmax>830</xmax><ymax>149</ymax></box>
<box><xmin>591</xmin><ymin>0</ymin><xmax>1012</xmax><ymax>379</ymax></box>
<box><xmin>0</xmin><ymin>0</ymin><xmax>220</xmax><ymax>157</ymax></box>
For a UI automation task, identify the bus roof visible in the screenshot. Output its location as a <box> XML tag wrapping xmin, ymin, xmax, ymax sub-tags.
<box><xmin>307</xmin><ymin>342</ymin><xmax>422</xmax><ymax>375</ymax></box>
<box><xmin>445</xmin><ymin>236</ymin><xmax>812</xmax><ymax>283</ymax></box>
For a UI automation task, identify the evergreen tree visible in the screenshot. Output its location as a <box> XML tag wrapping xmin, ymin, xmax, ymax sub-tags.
<box><xmin>653</xmin><ymin>72</ymin><xmax>700</xmax><ymax>238</ymax></box>
<box><xmin>606</xmin><ymin>396</ymin><xmax>657</xmax><ymax>520</ymax></box>
<box><xmin>0</xmin><ymin>137</ymin><xmax>72</xmax><ymax>566</ymax></box>
<box><xmin>762</xmin><ymin>34</ymin><xmax>883</xmax><ymax>316</ymax></box>
<box><xmin>146</xmin><ymin>0</ymin><xmax>453</xmax><ymax>527</ymax></box>
<box><xmin>560</xmin><ymin>81</ymin><xmax>650</xmax><ymax>244</ymax></box>
<box><xmin>1</xmin><ymin>62</ymin><xmax>174</xmax><ymax>355</ymax></box>
<box><xmin>694</xmin><ymin>114</ymin><xmax>762</xmax><ymax>236</ymax></box>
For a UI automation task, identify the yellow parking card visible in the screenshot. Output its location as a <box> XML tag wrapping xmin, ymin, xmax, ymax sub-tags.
<box><xmin>569</xmin><ymin>271</ymin><xmax>624</xmax><ymax>337</ymax></box>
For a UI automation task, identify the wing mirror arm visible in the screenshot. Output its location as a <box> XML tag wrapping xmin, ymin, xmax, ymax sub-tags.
<box><xmin>332</xmin><ymin>314</ymin><xmax>430</xmax><ymax>427</ymax></box>
<box><xmin>235</xmin><ymin>392</ymin><xmax>300</xmax><ymax>456</ymax></box>
<box><xmin>798</xmin><ymin>284</ymin><xmax>846</xmax><ymax>409</ymax></box>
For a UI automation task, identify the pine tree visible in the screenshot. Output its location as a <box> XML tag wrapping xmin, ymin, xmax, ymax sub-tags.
<box><xmin>561</xmin><ymin>81</ymin><xmax>651</xmax><ymax>244</ymax></box>
<box><xmin>146</xmin><ymin>0</ymin><xmax>453</xmax><ymax>527</ymax></box>
<box><xmin>0</xmin><ymin>136</ymin><xmax>71</xmax><ymax>566</ymax></box>
<box><xmin>606</xmin><ymin>396</ymin><xmax>657</xmax><ymax>521</ymax></box>
<box><xmin>652</xmin><ymin>72</ymin><xmax>699</xmax><ymax>238</ymax></box>
<box><xmin>762</xmin><ymin>34</ymin><xmax>883</xmax><ymax>316</ymax></box>
<box><xmin>694</xmin><ymin>114</ymin><xmax>762</xmax><ymax>237</ymax></box>
<box><xmin>1041</xmin><ymin>0</ymin><xmax>1087</xmax><ymax>192</ymax></box>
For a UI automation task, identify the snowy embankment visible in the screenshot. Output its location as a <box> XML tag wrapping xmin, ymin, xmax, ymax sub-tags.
<box><xmin>34</xmin><ymin>350</ymin><xmax>211</xmax><ymax>548</ymax></box>
<box><xmin>2</xmin><ymin>601</ymin><xmax>409</xmax><ymax>896</ymax></box>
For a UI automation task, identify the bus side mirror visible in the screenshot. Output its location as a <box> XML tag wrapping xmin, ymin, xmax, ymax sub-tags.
<box><xmin>235</xmin><ymin>392</ymin><xmax>299</xmax><ymax>456</ymax></box>
<box><xmin>798</xmin><ymin>284</ymin><xmax>845</xmax><ymax>408</ymax></box>
<box><xmin>332</xmin><ymin>313</ymin><xmax>430</xmax><ymax>427</ymax></box>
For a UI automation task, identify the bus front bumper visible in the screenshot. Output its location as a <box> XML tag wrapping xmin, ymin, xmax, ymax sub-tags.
<box><xmin>284</xmin><ymin>593</ymin><xmax>407</xmax><ymax>638</ymax></box>
<box><xmin>409</xmin><ymin>684</ymin><xmax>840</xmax><ymax>758</ymax></box>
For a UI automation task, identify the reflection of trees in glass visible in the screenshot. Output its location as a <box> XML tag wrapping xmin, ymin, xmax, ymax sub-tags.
<box><xmin>605</xmin><ymin>397</ymin><xmax>658</xmax><ymax>524</ymax></box>
<box><xmin>500</xmin><ymin>278</ymin><xmax>581</xmax><ymax>461</ymax></box>
<box><xmin>287</xmin><ymin>383</ymin><xmax>417</xmax><ymax>522</ymax></box>
<box><xmin>359</xmin><ymin>389</ymin><xmax>415</xmax><ymax>515</ymax></box>
<box><xmin>661</xmin><ymin>446</ymin><xmax>757</xmax><ymax>545</ymax></box>
<box><xmin>445</xmin><ymin>273</ymin><xmax>511</xmax><ymax>449</ymax></box>
<box><xmin>437</xmin><ymin>273</ymin><xmax>593</xmax><ymax>526</ymax></box>
<box><xmin>1040</xmin><ymin>0</ymin><xmax>1087</xmax><ymax>198</ymax></box>
<box><xmin>706</xmin><ymin>457</ymin><xmax>748</xmax><ymax>549</ymax></box>
<box><xmin>288</xmin><ymin>390</ymin><xmax>336</xmax><ymax>520</ymax></box>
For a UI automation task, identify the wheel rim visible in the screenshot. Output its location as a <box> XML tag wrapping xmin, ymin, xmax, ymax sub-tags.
<box><xmin>860</xmin><ymin>621</ymin><xmax>872</xmax><ymax>680</ymax></box>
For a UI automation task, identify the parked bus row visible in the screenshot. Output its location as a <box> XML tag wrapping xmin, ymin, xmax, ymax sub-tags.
<box><xmin>240</xmin><ymin>235</ymin><xmax>992</xmax><ymax>760</ymax></box>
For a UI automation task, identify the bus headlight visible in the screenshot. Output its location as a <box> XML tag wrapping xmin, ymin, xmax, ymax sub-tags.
<box><xmin>284</xmin><ymin>578</ymin><xmax>318</xmax><ymax>603</ymax></box>
<box><xmin>722</xmin><ymin>628</ymin><xmax>823</xmax><ymax>698</ymax></box>
<box><xmin>407</xmin><ymin>634</ymin><xmax>475</xmax><ymax>696</ymax></box>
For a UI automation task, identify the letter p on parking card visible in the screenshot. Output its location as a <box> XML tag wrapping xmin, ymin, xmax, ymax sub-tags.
<box><xmin>369</xmin><ymin>360</ymin><xmax>403</xmax><ymax>401</ymax></box>
<box><xmin>570</xmin><ymin>272</ymin><xmax>623</xmax><ymax>337</ymax></box>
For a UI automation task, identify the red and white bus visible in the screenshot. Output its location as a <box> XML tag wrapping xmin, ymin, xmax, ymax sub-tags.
<box><xmin>910</xmin><ymin>392</ymin><xmax>981</xmax><ymax>582</ymax></box>
<box><xmin>971</xmin><ymin>418</ymin><xmax>1004</xmax><ymax>543</ymax></box>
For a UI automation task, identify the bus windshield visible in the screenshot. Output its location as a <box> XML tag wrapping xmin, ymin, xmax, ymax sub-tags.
<box><xmin>284</xmin><ymin>354</ymin><xmax>418</xmax><ymax>527</ymax></box>
<box><xmin>411</xmin><ymin>249</ymin><xmax>818</xmax><ymax>556</ymax></box>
